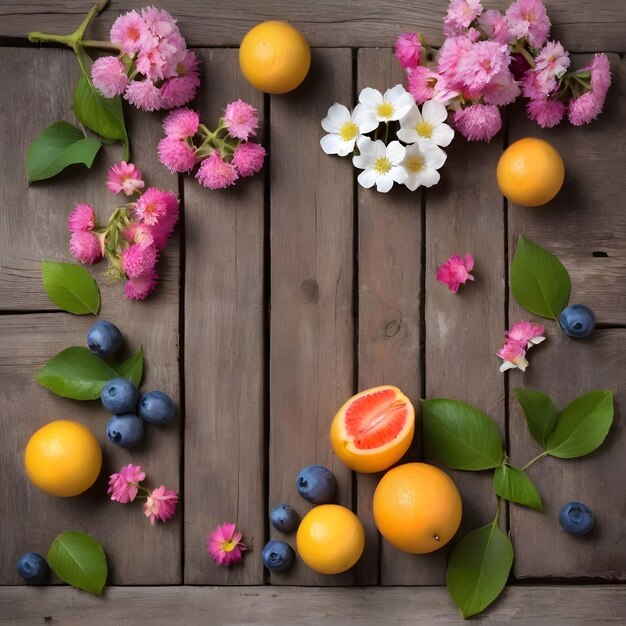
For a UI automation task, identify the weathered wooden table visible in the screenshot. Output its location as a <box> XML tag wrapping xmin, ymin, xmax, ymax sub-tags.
<box><xmin>1</xmin><ymin>1</ymin><xmax>624</xmax><ymax>623</ymax></box>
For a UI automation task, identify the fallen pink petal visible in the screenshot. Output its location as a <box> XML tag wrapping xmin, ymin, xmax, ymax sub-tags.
<box><xmin>107</xmin><ymin>464</ymin><xmax>146</xmax><ymax>504</ymax></box>
<box><xmin>436</xmin><ymin>253</ymin><xmax>475</xmax><ymax>292</ymax></box>
<box><xmin>143</xmin><ymin>485</ymin><xmax>179</xmax><ymax>525</ymax></box>
<box><xmin>207</xmin><ymin>523</ymin><xmax>247</xmax><ymax>566</ymax></box>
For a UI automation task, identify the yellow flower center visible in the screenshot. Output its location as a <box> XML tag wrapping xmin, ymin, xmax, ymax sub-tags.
<box><xmin>376</xmin><ymin>102</ymin><xmax>394</xmax><ymax>119</ymax></box>
<box><xmin>220</xmin><ymin>539</ymin><xmax>238</xmax><ymax>553</ymax></box>
<box><xmin>373</xmin><ymin>157</ymin><xmax>392</xmax><ymax>174</ymax></box>
<box><xmin>339</xmin><ymin>121</ymin><xmax>359</xmax><ymax>142</ymax></box>
<box><xmin>405</xmin><ymin>155</ymin><xmax>425</xmax><ymax>173</ymax></box>
<box><xmin>416</xmin><ymin>121</ymin><xmax>433</xmax><ymax>138</ymax></box>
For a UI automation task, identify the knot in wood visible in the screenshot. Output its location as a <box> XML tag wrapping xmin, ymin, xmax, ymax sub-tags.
<box><xmin>385</xmin><ymin>320</ymin><xmax>402</xmax><ymax>337</ymax></box>
<box><xmin>300</xmin><ymin>278</ymin><xmax>319</xmax><ymax>303</ymax></box>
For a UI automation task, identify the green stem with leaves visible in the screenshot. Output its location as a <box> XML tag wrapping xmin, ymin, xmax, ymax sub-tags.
<box><xmin>520</xmin><ymin>450</ymin><xmax>548</xmax><ymax>471</ymax></box>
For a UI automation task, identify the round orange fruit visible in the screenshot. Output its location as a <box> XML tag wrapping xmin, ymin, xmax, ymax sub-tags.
<box><xmin>373</xmin><ymin>462</ymin><xmax>462</xmax><ymax>554</ymax></box>
<box><xmin>24</xmin><ymin>420</ymin><xmax>102</xmax><ymax>497</ymax></box>
<box><xmin>330</xmin><ymin>386</ymin><xmax>415</xmax><ymax>473</ymax></box>
<box><xmin>239</xmin><ymin>21</ymin><xmax>311</xmax><ymax>94</ymax></box>
<box><xmin>496</xmin><ymin>137</ymin><xmax>564</xmax><ymax>207</ymax></box>
<box><xmin>296</xmin><ymin>504</ymin><xmax>365</xmax><ymax>574</ymax></box>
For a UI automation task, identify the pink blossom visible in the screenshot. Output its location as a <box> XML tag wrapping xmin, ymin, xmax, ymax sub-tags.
<box><xmin>458</xmin><ymin>41</ymin><xmax>510</xmax><ymax>95</ymax></box>
<box><xmin>589</xmin><ymin>53</ymin><xmax>611</xmax><ymax>97</ymax></box>
<box><xmin>122</xmin><ymin>243</ymin><xmax>158</xmax><ymax>278</ymax></box>
<box><xmin>535</xmin><ymin>41</ymin><xmax>570</xmax><ymax>79</ymax></box>
<box><xmin>136</xmin><ymin>41</ymin><xmax>168</xmax><ymax>82</ymax></box>
<box><xmin>394</xmin><ymin>33</ymin><xmax>422</xmax><ymax>70</ymax></box>
<box><xmin>437</xmin><ymin>35</ymin><xmax>474</xmax><ymax>81</ymax></box>
<box><xmin>68</xmin><ymin>203</ymin><xmax>96</xmax><ymax>233</ymax></box>
<box><xmin>158</xmin><ymin>136</ymin><xmax>197</xmax><ymax>173</ymax></box>
<box><xmin>435</xmin><ymin>253</ymin><xmax>475</xmax><ymax>293</ymax></box>
<box><xmin>567</xmin><ymin>92</ymin><xmax>603</xmax><ymax>126</ymax></box>
<box><xmin>91</xmin><ymin>56</ymin><xmax>129</xmax><ymax>98</ymax></box>
<box><xmin>147</xmin><ymin>192</ymin><xmax>179</xmax><ymax>250</ymax></box>
<box><xmin>527</xmin><ymin>98</ymin><xmax>565</xmax><ymax>128</ymax></box>
<box><xmin>196</xmin><ymin>151</ymin><xmax>239</xmax><ymax>190</ymax></box>
<box><xmin>443</xmin><ymin>0</ymin><xmax>484</xmax><ymax>37</ymax></box>
<box><xmin>106</xmin><ymin>161</ymin><xmax>144</xmax><ymax>196</ymax></box>
<box><xmin>141</xmin><ymin>6</ymin><xmax>177</xmax><ymax>39</ymax></box>
<box><xmin>232</xmin><ymin>142</ymin><xmax>266</xmax><ymax>177</ymax></box>
<box><xmin>407</xmin><ymin>66</ymin><xmax>441</xmax><ymax>104</ymax></box>
<box><xmin>69</xmin><ymin>231</ymin><xmax>102</xmax><ymax>265</ymax></box>
<box><xmin>107</xmin><ymin>464</ymin><xmax>146</xmax><ymax>504</ymax></box>
<box><xmin>453</xmin><ymin>104</ymin><xmax>502</xmax><ymax>141</ymax></box>
<box><xmin>223</xmin><ymin>99</ymin><xmax>259</xmax><ymax>141</ymax></box>
<box><xmin>143</xmin><ymin>485</ymin><xmax>178</xmax><ymax>525</ymax></box>
<box><xmin>505</xmin><ymin>0</ymin><xmax>551</xmax><ymax>49</ymax></box>
<box><xmin>207</xmin><ymin>523</ymin><xmax>247</xmax><ymax>566</ymax></box>
<box><xmin>124</xmin><ymin>267</ymin><xmax>158</xmax><ymax>300</ymax></box>
<box><xmin>497</xmin><ymin>340</ymin><xmax>529</xmax><ymax>372</ymax></box>
<box><xmin>163</xmin><ymin>107</ymin><xmax>200</xmax><ymax>139</ymax></box>
<box><xmin>478</xmin><ymin>10</ymin><xmax>513</xmax><ymax>44</ymax></box>
<box><xmin>134</xmin><ymin>187</ymin><xmax>170</xmax><ymax>225</ymax></box>
<box><xmin>506</xmin><ymin>321</ymin><xmax>545</xmax><ymax>348</ymax></box>
<box><xmin>159</xmin><ymin>51</ymin><xmax>201</xmax><ymax>109</ymax></box>
<box><xmin>521</xmin><ymin>69</ymin><xmax>547</xmax><ymax>100</ymax></box>
<box><xmin>110</xmin><ymin>10</ymin><xmax>148</xmax><ymax>56</ymax></box>
<box><xmin>482</xmin><ymin>70</ymin><xmax>520</xmax><ymax>106</ymax></box>
<box><xmin>124</xmin><ymin>222</ymin><xmax>154</xmax><ymax>248</ymax></box>
<box><xmin>124</xmin><ymin>79</ymin><xmax>163</xmax><ymax>112</ymax></box>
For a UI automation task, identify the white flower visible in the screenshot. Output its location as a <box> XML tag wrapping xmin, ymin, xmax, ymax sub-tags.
<box><xmin>359</xmin><ymin>84</ymin><xmax>415</xmax><ymax>123</ymax></box>
<box><xmin>397</xmin><ymin>100</ymin><xmax>455</xmax><ymax>147</ymax></box>
<box><xmin>401</xmin><ymin>142</ymin><xmax>447</xmax><ymax>191</ymax></box>
<box><xmin>352</xmin><ymin>138</ymin><xmax>407</xmax><ymax>193</ymax></box>
<box><xmin>320</xmin><ymin>103</ymin><xmax>378</xmax><ymax>157</ymax></box>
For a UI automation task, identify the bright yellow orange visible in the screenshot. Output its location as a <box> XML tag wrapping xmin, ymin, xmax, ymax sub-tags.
<box><xmin>239</xmin><ymin>21</ymin><xmax>311</xmax><ymax>94</ymax></box>
<box><xmin>330</xmin><ymin>386</ymin><xmax>415</xmax><ymax>473</ymax></box>
<box><xmin>373</xmin><ymin>462</ymin><xmax>462</xmax><ymax>554</ymax></box>
<box><xmin>296</xmin><ymin>504</ymin><xmax>365</xmax><ymax>574</ymax></box>
<box><xmin>25</xmin><ymin>420</ymin><xmax>102</xmax><ymax>497</ymax></box>
<box><xmin>496</xmin><ymin>137</ymin><xmax>564</xmax><ymax>207</ymax></box>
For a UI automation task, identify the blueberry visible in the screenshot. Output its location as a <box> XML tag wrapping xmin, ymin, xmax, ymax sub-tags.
<box><xmin>558</xmin><ymin>304</ymin><xmax>596</xmax><ymax>339</ymax></box>
<box><xmin>16</xmin><ymin>552</ymin><xmax>49</xmax><ymax>584</ymax></box>
<box><xmin>296</xmin><ymin>465</ymin><xmax>337</xmax><ymax>504</ymax></box>
<box><xmin>262</xmin><ymin>540</ymin><xmax>295</xmax><ymax>573</ymax></box>
<box><xmin>101</xmin><ymin>378</ymin><xmax>139</xmax><ymax>414</ymax></box>
<box><xmin>87</xmin><ymin>320</ymin><xmax>123</xmax><ymax>357</ymax></box>
<box><xmin>138</xmin><ymin>390</ymin><xmax>175</xmax><ymax>426</ymax></box>
<box><xmin>559</xmin><ymin>501</ymin><xmax>594</xmax><ymax>535</ymax></box>
<box><xmin>270</xmin><ymin>504</ymin><xmax>301</xmax><ymax>533</ymax></box>
<box><xmin>106</xmin><ymin>413</ymin><xmax>144</xmax><ymax>448</ymax></box>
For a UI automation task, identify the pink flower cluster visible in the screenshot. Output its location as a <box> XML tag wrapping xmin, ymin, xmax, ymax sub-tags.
<box><xmin>108</xmin><ymin>464</ymin><xmax>178</xmax><ymax>525</ymax></box>
<box><xmin>91</xmin><ymin>7</ymin><xmax>200</xmax><ymax>111</ymax></box>
<box><xmin>157</xmin><ymin>101</ymin><xmax>267</xmax><ymax>189</ymax></box>
<box><xmin>436</xmin><ymin>253</ymin><xmax>475</xmax><ymax>293</ymax></box>
<box><xmin>207</xmin><ymin>523</ymin><xmax>247</xmax><ymax>566</ymax></box>
<box><xmin>67</xmin><ymin>161</ymin><xmax>179</xmax><ymax>300</ymax></box>
<box><xmin>497</xmin><ymin>321</ymin><xmax>545</xmax><ymax>372</ymax></box>
<box><xmin>396</xmin><ymin>0</ymin><xmax>612</xmax><ymax>141</ymax></box>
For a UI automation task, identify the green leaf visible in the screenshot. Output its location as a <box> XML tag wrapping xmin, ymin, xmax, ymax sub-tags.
<box><xmin>514</xmin><ymin>388</ymin><xmax>559</xmax><ymax>449</ymax></box>
<box><xmin>37</xmin><ymin>347</ymin><xmax>119</xmax><ymax>400</ymax></box>
<box><xmin>73</xmin><ymin>46</ymin><xmax>127</xmax><ymax>142</ymax></box>
<box><xmin>26</xmin><ymin>121</ymin><xmax>102</xmax><ymax>183</ymax></box>
<box><xmin>41</xmin><ymin>261</ymin><xmax>100</xmax><ymax>315</ymax></box>
<box><xmin>47</xmin><ymin>531</ymin><xmax>107</xmax><ymax>596</ymax></box>
<box><xmin>510</xmin><ymin>235</ymin><xmax>571</xmax><ymax>320</ymax></box>
<box><xmin>493</xmin><ymin>464</ymin><xmax>542</xmax><ymax>510</ymax></box>
<box><xmin>546</xmin><ymin>390</ymin><xmax>614</xmax><ymax>458</ymax></box>
<box><xmin>118</xmin><ymin>345</ymin><xmax>144</xmax><ymax>387</ymax></box>
<box><xmin>422</xmin><ymin>399</ymin><xmax>504</xmax><ymax>470</ymax></box>
<box><xmin>447</xmin><ymin>523</ymin><xmax>514</xmax><ymax>619</ymax></box>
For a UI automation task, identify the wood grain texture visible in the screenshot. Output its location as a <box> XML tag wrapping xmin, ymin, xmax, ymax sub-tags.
<box><xmin>507</xmin><ymin>55</ymin><xmax>625</xmax><ymax>325</ymax></box>
<box><xmin>3</xmin><ymin>0</ymin><xmax>625</xmax><ymax>52</ymax></box>
<box><xmin>0</xmin><ymin>48</ymin><xmax>181</xmax><ymax>584</ymax></box>
<box><xmin>183</xmin><ymin>49</ymin><xmax>265</xmax><ymax>584</ymax></box>
<box><xmin>269</xmin><ymin>48</ymin><xmax>355</xmax><ymax>585</ymax></box>
<box><xmin>3</xmin><ymin>585</ymin><xmax>626</xmax><ymax>624</ymax></box>
<box><xmin>414</xmin><ymin>131</ymin><xmax>507</xmax><ymax>585</ymax></box>
<box><xmin>507</xmin><ymin>58</ymin><xmax>625</xmax><ymax>579</ymax></box>
<box><xmin>354</xmin><ymin>48</ymin><xmax>423</xmax><ymax>586</ymax></box>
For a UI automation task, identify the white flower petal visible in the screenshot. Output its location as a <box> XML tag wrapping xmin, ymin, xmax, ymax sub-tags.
<box><xmin>399</xmin><ymin>105</ymin><xmax>421</xmax><ymax>129</ymax></box>
<box><xmin>421</xmin><ymin>100</ymin><xmax>448</xmax><ymax>125</ymax></box>
<box><xmin>391</xmin><ymin>165</ymin><xmax>408</xmax><ymax>184</ymax></box>
<box><xmin>404</xmin><ymin>172</ymin><xmax>421</xmax><ymax>191</ymax></box>
<box><xmin>375</xmin><ymin>172</ymin><xmax>394</xmax><ymax>193</ymax></box>
<box><xmin>359</xmin><ymin>87</ymin><xmax>383</xmax><ymax>108</ymax></box>
<box><xmin>370</xmin><ymin>139</ymin><xmax>388</xmax><ymax>158</ymax></box>
<box><xmin>383</xmin><ymin>84</ymin><xmax>410</xmax><ymax>102</ymax></box>
<box><xmin>320</xmin><ymin>133</ymin><xmax>345</xmax><ymax>155</ymax></box>
<box><xmin>422</xmin><ymin>143</ymin><xmax>447</xmax><ymax>169</ymax></box>
<box><xmin>386</xmin><ymin>141</ymin><xmax>406</xmax><ymax>164</ymax></box>
<box><xmin>357</xmin><ymin>168</ymin><xmax>378</xmax><ymax>189</ymax></box>
<box><xmin>392</xmin><ymin>93</ymin><xmax>417</xmax><ymax>121</ymax></box>
<box><xmin>419</xmin><ymin>167</ymin><xmax>441</xmax><ymax>188</ymax></box>
<box><xmin>500</xmin><ymin>361</ymin><xmax>516</xmax><ymax>372</ymax></box>
<box><xmin>321</xmin><ymin>103</ymin><xmax>350</xmax><ymax>133</ymax></box>
<box><xmin>429</xmin><ymin>123</ymin><xmax>455</xmax><ymax>147</ymax></box>
<box><xmin>396</xmin><ymin>127</ymin><xmax>419</xmax><ymax>144</ymax></box>
<box><xmin>352</xmin><ymin>153</ymin><xmax>372</xmax><ymax>169</ymax></box>
<box><xmin>353</xmin><ymin>103</ymin><xmax>379</xmax><ymax>134</ymax></box>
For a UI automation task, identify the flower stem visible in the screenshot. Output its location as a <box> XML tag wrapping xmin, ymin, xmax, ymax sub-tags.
<box><xmin>520</xmin><ymin>450</ymin><xmax>548</xmax><ymax>471</ymax></box>
<box><xmin>518</xmin><ymin>46</ymin><xmax>536</xmax><ymax>70</ymax></box>
<box><xmin>492</xmin><ymin>496</ymin><xmax>502</xmax><ymax>527</ymax></box>
<box><xmin>81</xmin><ymin>40</ymin><xmax>121</xmax><ymax>51</ymax></box>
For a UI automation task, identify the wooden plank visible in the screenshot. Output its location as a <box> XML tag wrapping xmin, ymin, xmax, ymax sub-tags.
<box><xmin>507</xmin><ymin>57</ymin><xmax>625</xmax><ymax>579</ymax></box>
<box><xmin>183</xmin><ymin>49</ymin><xmax>265</xmax><ymax>584</ymax></box>
<box><xmin>414</xmin><ymin>123</ymin><xmax>507</xmax><ymax>584</ymax></box>
<box><xmin>354</xmin><ymin>48</ymin><xmax>422</xmax><ymax>586</ymax></box>
<box><xmin>3</xmin><ymin>1</ymin><xmax>625</xmax><ymax>52</ymax></box>
<box><xmin>269</xmin><ymin>48</ymin><xmax>355</xmax><ymax>585</ymax></box>
<box><xmin>3</xmin><ymin>585</ymin><xmax>626</xmax><ymax>624</ymax></box>
<box><xmin>0</xmin><ymin>48</ymin><xmax>181</xmax><ymax>583</ymax></box>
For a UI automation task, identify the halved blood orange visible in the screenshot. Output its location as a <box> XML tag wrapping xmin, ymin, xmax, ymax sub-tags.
<box><xmin>330</xmin><ymin>386</ymin><xmax>415</xmax><ymax>473</ymax></box>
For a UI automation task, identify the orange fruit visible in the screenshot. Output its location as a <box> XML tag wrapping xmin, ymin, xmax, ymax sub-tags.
<box><xmin>496</xmin><ymin>137</ymin><xmax>565</xmax><ymax>207</ymax></box>
<box><xmin>24</xmin><ymin>420</ymin><xmax>102</xmax><ymax>497</ymax></box>
<box><xmin>330</xmin><ymin>386</ymin><xmax>415</xmax><ymax>473</ymax></box>
<box><xmin>296</xmin><ymin>504</ymin><xmax>365</xmax><ymax>574</ymax></box>
<box><xmin>373</xmin><ymin>462</ymin><xmax>462</xmax><ymax>554</ymax></box>
<box><xmin>239</xmin><ymin>21</ymin><xmax>311</xmax><ymax>94</ymax></box>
